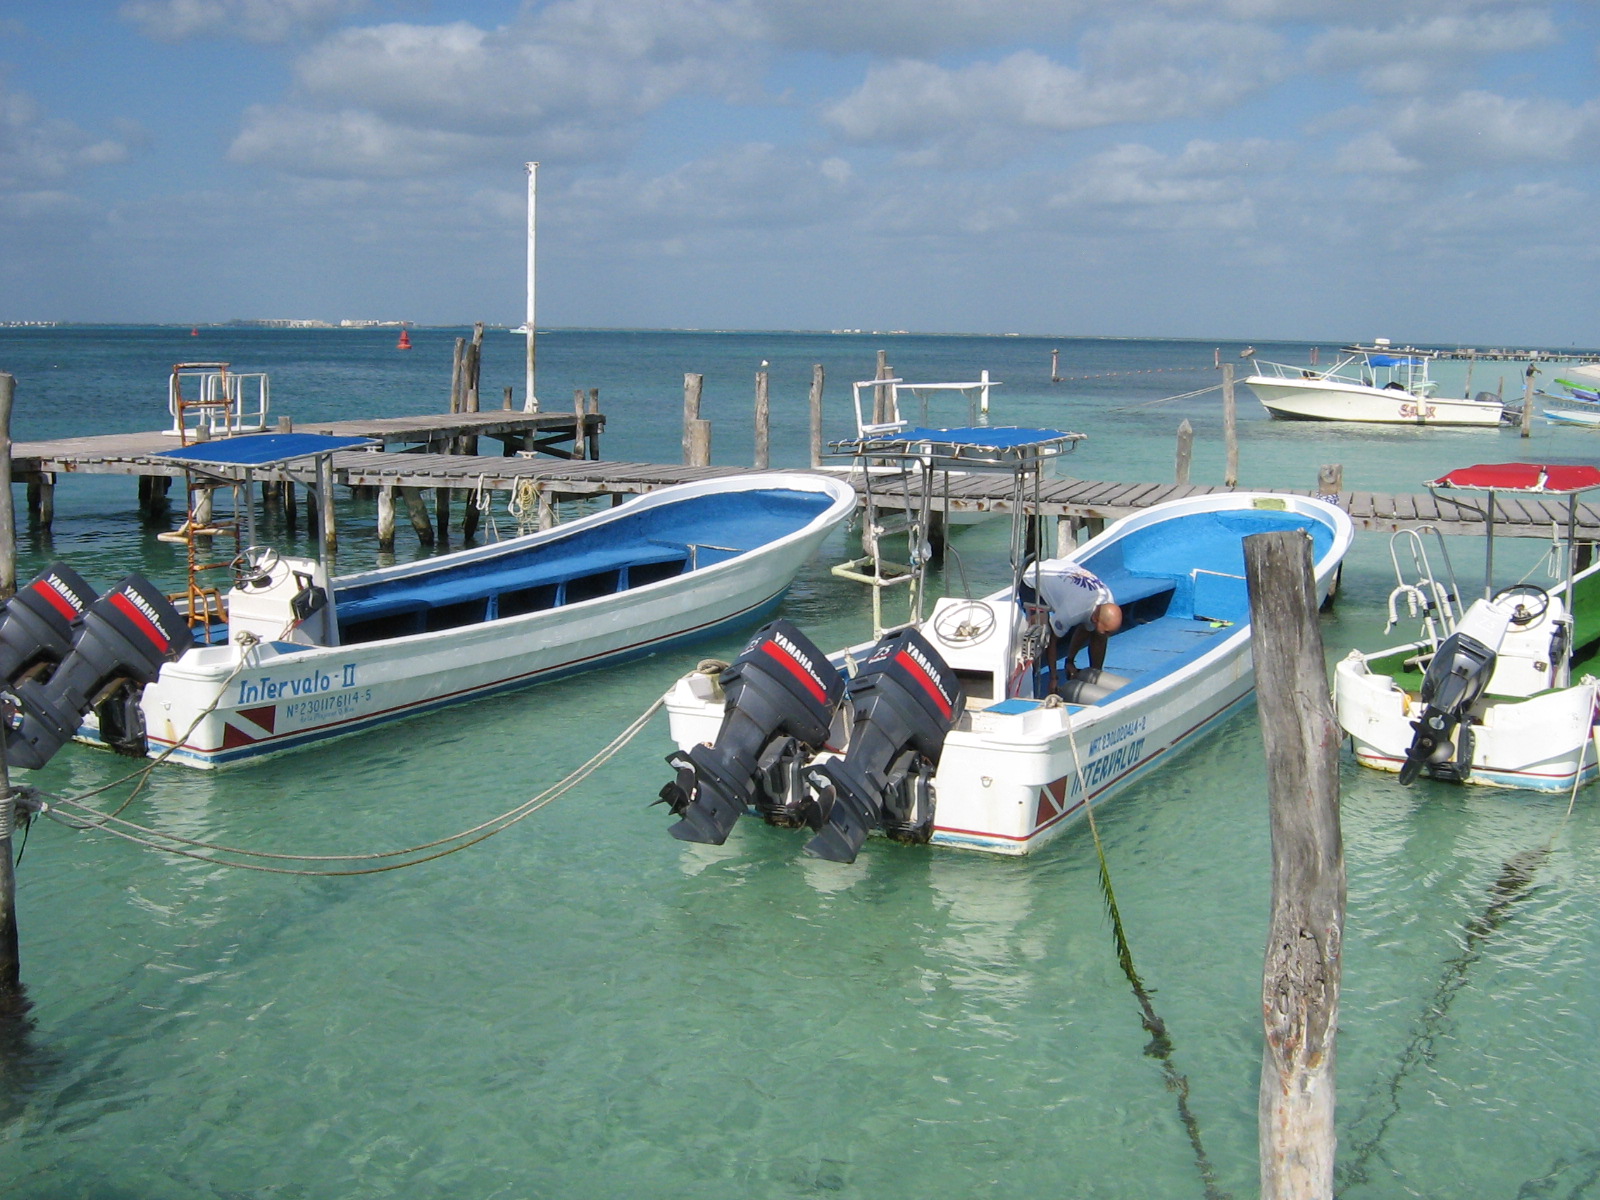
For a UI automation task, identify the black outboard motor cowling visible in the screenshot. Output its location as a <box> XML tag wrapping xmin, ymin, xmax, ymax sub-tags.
<box><xmin>660</xmin><ymin>619</ymin><xmax>845</xmax><ymax>844</ymax></box>
<box><xmin>1398</xmin><ymin>627</ymin><xmax>1498</xmax><ymax>785</ymax></box>
<box><xmin>0</xmin><ymin>563</ymin><xmax>98</xmax><ymax>684</ymax></box>
<box><xmin>5</xmin><ymin>574</ymin><xmax>194</xmax><ymax>769</ymax></box>
<box><xmin>803</xmin><ymin>627</ymin><xmax>964</xmax><ymax>863</ymax></box>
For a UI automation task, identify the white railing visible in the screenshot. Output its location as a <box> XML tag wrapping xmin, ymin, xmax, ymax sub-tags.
<box><xmin>168</xmin><ymin>363</ymin><xmax>271</xmax><ymax>437</ymax></box>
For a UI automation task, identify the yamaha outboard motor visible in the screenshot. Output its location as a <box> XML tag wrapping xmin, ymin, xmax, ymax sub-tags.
<box><xmin>0</xmin><ymin>563</ymin><xmax>98</xmax><ymax>684</ymax></box>
<box><xmin>4</xmin><ymin>574</ymin><xmax>194</xmax><ymax>770</ymax></box>
<box><xmin>803</xmin><ymin>627</ymin><xmax>964</xmax><ymax>863</ymax></box>
<box><xmin>659</xmin><ymin>619</ymin><xmax>845</xmax><ymax>844</ymax></box>
<box><xmin>1398</xmin><ymin>602</ymin><xmax>1512</xmax><ymax>785</ymax></box>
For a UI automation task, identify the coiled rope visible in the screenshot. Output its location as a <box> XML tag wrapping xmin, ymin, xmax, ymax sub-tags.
<box><xmin>30</xmin><ymin>696</ymin><xmax>663</xmax><ymax>877</ymax></box>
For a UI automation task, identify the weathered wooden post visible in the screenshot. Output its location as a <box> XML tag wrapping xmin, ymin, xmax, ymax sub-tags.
<box><xmin>1316</xmin><ymin>465</ymin><xmax>1342</xmax><ymax>498</ymax></box>
<box><xmin>687</xmin><ymin>419</ymin><xmax>712</xmax><ymax>468</ymax></box>
<box><xmin>401</xmin><ymin>487</ymin><xmax>433</xmax><ymax>546</ymax></box>
<box><xmin>0</xmin><ymin>715</ymin><xmax>17</xmax><ymax>1009</ymax></box>
<box><xmin>573</xmin><ymin>389</ymin><xmax>587</xmax><ymax>461</ymax></box>
<box><xmin>683</xmin><ymin>373</ymin><xmax>703</xmax><ymax>465</ymax></box>
<box><xmin>318</xmin><ymin>454</ymin><xmax>337</xmax><ymax>559</ymax></box>
<box><xmin>0</xmin><ymin>373</ymin><xmax>15</xmax><ymax>1008</ymax></box>
<box><xmin>1520</xmin><ymin>364</ymin><xmax>1536</xmax><ymax>439</ymax></box>
<box><xmin>0</xmin><ymin>373</ymin><xmax>14</xmax><ymax>600</ymax></box>
<box><xmin>1051</xmin><ymin>348</ymin><xmax>1060</xmax><ymax>383</ymax></box>
<box><xmin>809</xmin><ymin>364</ymin><xmax>825</xmax><ymax>468</ymax></box>
<box><xmin>873</xmin><ymin>350</ymin><xmax>892</xmax><ymax>426</ymax></box>
<box><xmin>586</xmin><ymin>388</ymin><xmax>602</xmax><ymax>460</ymax></box>
<box><xmin>503</xmin><ymin>385</ymin><xmax>514</xmax><ymax>412</ymax></box>
<box><xmin>450</xmin><ymin>337</ymin><xmax>465</xmax><ymax>417</ymax></box>
<box><xmin>1245</xmin><ymin>529</ymin><xmax>1344</xmax><ymax>1200</ymax></box>
<box><xmin>1175</xmin><ymin>419</ymin><xmax>1194</xmax><ymax>486</ymax></box>
<box><xmin>754</xmin><ymin>367</ymin><xmax>770</xmax><ymax>469</ymax></box>
<box><xmin>1222</xmin><ymin>363</ymin><xmax>1239</xmax><ymax>487</ymax></box>
<box><xmin>377</xmin><ymin>483</ymin><xmax>397</xmax><ymax>552</ymax></box>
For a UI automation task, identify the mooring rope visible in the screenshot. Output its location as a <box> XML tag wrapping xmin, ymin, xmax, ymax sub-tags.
<box><xmin>1053</xmin><ymin>366</ymin><xmax>1216</xmax><ymax>383</ymax></box>
<box><xmin>1336</xmin><ymin>841</ymin><xmax>1555</xmax><ymax>1191</ymax></box>
<box><xmin>1061</xmin><ymin>717</ymin><xmax>1230</xmax><ymax>1200</ymax></box>
<box><xmin>1108</xmin><ymin>383</ymin><xmax>1225</xmax><ymax>413</ymax></box>
<box><xmin>32</xmin><ymin>698</ymin><xmax>664</xmax><ymax>877</ymax></box>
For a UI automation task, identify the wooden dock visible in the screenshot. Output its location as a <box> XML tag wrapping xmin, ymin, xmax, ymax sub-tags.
<box><xmin>11</xmin><ymin>411</ymin><xmax>1600</xmax><ymax>544</ymax></box>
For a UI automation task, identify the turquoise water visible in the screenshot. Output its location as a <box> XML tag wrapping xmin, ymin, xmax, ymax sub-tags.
<box><xmin>2</xmin><ymin>327</ymin><xmax>1599</xmax><ymax>1197</ymax></box>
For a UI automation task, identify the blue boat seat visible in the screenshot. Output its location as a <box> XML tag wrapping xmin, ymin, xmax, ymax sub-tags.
<box><xmin>335</xmin><ymin>544</ymin><xmax>690</xmax><ymax>631</ymax></box>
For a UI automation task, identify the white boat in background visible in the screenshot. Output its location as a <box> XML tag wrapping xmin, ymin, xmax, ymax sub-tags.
<box><xmin>655</xmin><ymin>427</ymin><xmax>1353</xmax><ymax>859</ymax></box>
<box><xmin>1245</xmin><ymin>346</ymin><xmax>1504</xmax><ymax>426</ymax></box>
<box><xmin>1336</xmin><ymin>462</ymin><xmax>1600</xmax><ymax>791</ymax></box>
<box><xmin>0</xmin><ymin>434</ymin><xmax>856</xmax><ymax>769</ymax></box>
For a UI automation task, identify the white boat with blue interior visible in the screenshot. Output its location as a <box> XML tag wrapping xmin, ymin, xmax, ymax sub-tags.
<box><xmin>0</xmin><ymin>433</ymin><xmax>856</xmax><ymax>769</ymax></box>
<box><xmin>656</xmin><ymin>426</ymin><xmax>1353</xmax><ymax>859</ymax></box>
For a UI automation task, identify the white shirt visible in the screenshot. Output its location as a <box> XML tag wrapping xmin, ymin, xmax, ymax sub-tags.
<box><xmin>1033</xmin><ymin>561</ymin><xmax>1113</xmax><ymax>636</ymax></box>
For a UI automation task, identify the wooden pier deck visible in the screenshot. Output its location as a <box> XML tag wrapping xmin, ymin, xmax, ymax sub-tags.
<box><xmin>11</xmin><ymin>415</ymin><xmax>1600</xmax><ymax>541</ymax></box>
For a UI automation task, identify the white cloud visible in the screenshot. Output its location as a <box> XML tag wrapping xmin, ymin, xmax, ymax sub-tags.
<box><xmin>0</xmin><ymin>83</ymin><xmax>133</xmax><ymax>184</ymax></box>
<box><xmin>119</xmin><ymin>0</ymin><xmax>368</xmax><ymax>43</ymax></box>
<box><xmin>823</xmin><ymin>21</ymin><xmax>1286</xmax><ymax>162</ymax></box>
<box><xmin>1308</xmin><ymin>12</ymin><xmax>1558</xmax><ymax>93</ymax></box>
<box><xmin>228</xmin><ymin>4</ymin><xmax>768</xmax><ymax>177</ymax></box>
<box><xmin>1383</xmin><ymin>90</ymin><xmax>1600</xmax><ymax>167</ymax></box>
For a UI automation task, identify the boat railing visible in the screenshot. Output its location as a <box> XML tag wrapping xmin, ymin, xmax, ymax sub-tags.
<box><xmin>168</xmin><ymin>363</ymin><xmax>271</xmax><ymax>438</ymax></box>
<box><xmin>848</xmin><ymin>373</ymin><xmax>1001</xmax><ymax>436</ymax></box>
<box><xmin>1385</xmin><ymin>527</ymin><xmax>1462</xmax><ymax>644</ymax></box>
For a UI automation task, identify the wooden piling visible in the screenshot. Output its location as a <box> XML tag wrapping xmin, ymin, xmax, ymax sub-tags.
<box><xmin>318</xmin><ymin>454</ymin><xmax>337</xmax><ymax>558</ymax></box>
<box><xmin>401</xmin><ymin>486</ymin><xmax>433</xmax><ymax>546</ymax></box>
<box><xmin>450</xmin><ymin>337</ymin><xmax>466</xmax><ymax>414</ymax></box>
<box><xmin>573</xmin><ymin>390</ymin><xmax>587</xmax><ymax>461</ymax></box>
<box><xmin>683</xmin><ymin>373</ymin><xmax>703</xmax><ymax>466</ymax></box>
<box><xmin>1175</xmin><ymin>419</ymin><xmax>1193</xmax><ymax>486</ymax></box>
<box><xmin>0</xmin><ymin>374</ymin><xmax>14</xmax><ymax>600</ymax></box>
<box><xmin>0</xmin><ymin>725</ymin><xmax>17</xmax><ymax>1008</ymax></box>
<box><xmin>809</xmin><ymin>364</ymin><xmax>825</xmax><ymax>468</ymax></box>
<box><xmin>687</xmin><ymin>418</ymin><xmax>712</xmax><ymax>468</ymax></box>
<box><xmin>1222</xmin><ymin>363</ymin><xmax>1239</xmax><ymax>488</ymax></box>
<box><xmin>1244</xmin><ymin>529</ymin><xmax>1344</xmax><ymax>1200</ymax></box>
<box><xmin>1051</xmin><ymin>348</ymin><xmax>1060</xmax><ymax>383</ymax></box>
<box><xmin>504</xmin><ymin>385</ymin><xmax>514</xmax><ymax>411</ymax></box>
<box><xmin>377</xmin><ymin>484</ymin><xmax>396</xmax><ymax>552</ymax></box>
<box><xmin>874</xmin><ymin>351</ymin><xmax>892</xmax><ymax>426</ymax></box>
<box><xmin>1520</xmin><ymin>365</ymin><xmax>1536</xmax><ymax>439</ymax></box>
<box><xmin>754</xmin><ymin>368</ymin><xmax>770</xmax><ymax>469</ymax></box>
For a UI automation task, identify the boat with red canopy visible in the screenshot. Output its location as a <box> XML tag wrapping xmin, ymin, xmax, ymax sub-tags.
<box><xmin>1336</xmin><ymin>461</ymin><xmax>1600</xmax><ymax>791</ymax></box>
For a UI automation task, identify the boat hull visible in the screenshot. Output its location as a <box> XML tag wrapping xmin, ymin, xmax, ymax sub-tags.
<box><xmin>101</xmin><ymin>474</ymin><xmax>856</xmax><ymax>768</ymax></box>
<box><xmin>1246</xmin><ymin>376</ymin><xmax>1503</xmax><ymax>426</ymax></box>
<box><xmin>1335</xmin><ymin>649</ymin><xmax>1598</xmax><ymax>791</ymax></box>
<box><xmin>665</xmin><ymin>492</ymin><xmax>1353</xmax><ymax>855</ymax></box>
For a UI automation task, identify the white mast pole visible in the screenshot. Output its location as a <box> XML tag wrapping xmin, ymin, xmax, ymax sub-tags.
<box><xmin>523</xmin><ymin>160</ymin><xmax>539</xmax><ymax>412</ymax></box>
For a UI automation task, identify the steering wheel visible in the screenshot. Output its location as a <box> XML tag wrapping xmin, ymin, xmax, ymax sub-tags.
<box><xmin>1491</xmin><ymin>583</ymin><xmax>1550</xmax><ymax>625</ymax></box>
<box><xmin>934</xmin><ymin>600</ymin><xmax>997</xmax><ymax>645</ymax></box>
<box><xmin>234</xmin><ymin>545</ymin><xmax>282</xmax><ymax>589</ymax></box>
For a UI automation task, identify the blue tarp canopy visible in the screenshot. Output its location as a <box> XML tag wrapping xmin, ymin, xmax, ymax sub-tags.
<box><xmin>1367</xmin><ymin>354</ymin><xmax>1424</xmax><ymax>367</ymax></box>
<box><xmin>150</xmin><ymin>432</ymin><xmax>375</xmax><ymax>469</ymax></box>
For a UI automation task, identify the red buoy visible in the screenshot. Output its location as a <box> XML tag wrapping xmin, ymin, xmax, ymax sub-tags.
<box><xmin>397</xmin><ymin>329</ymin><xmax>412</xmax><ymax>349</ymax></box>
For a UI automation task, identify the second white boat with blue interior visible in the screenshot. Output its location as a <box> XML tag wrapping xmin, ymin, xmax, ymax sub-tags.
<box><xmin>656</xmin><ymin>427</ymin><xmax>1354</xmax><ymax>859</ymax></box>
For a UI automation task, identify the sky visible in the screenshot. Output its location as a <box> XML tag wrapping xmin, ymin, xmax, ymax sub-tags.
<box><xmin>1</xmin><ymin>0</ymin><xmax>1597</xmax><ymax>344</ymax></box>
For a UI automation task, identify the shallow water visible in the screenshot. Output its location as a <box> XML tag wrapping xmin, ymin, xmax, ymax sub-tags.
<box><xmin>1</xmin><ymin>327</ymin><xmax>1598</xmax><ymax>1198</ymax></box>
